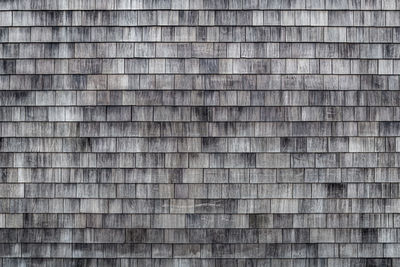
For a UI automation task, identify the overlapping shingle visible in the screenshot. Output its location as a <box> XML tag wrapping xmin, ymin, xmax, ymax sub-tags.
<box><xmin>1</xmin><ymin>0</ymin><xmax>400</xmax><ymax>265</ymax></box>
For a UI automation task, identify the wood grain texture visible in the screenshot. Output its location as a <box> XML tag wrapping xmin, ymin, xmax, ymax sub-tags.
<box><xmin>1</xmin><ymin>0</ymin><xmax>400</xmax><ymax>266</ymax></box>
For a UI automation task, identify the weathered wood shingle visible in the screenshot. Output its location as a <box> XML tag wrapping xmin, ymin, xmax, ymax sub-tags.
<box><xmin>1</xmin><ymin>0</ymin><xmax>400</xmax><ymax>265</ymax></box>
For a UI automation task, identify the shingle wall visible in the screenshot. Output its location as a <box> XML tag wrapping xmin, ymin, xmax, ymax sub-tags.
<box><xmin>1</xmin><ymin>0</ymin><xmax>400</xmax><ymax>266</ymax></box>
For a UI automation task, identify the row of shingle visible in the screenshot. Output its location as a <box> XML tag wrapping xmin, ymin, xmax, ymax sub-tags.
<box><xmin>0</xmin><ymin>196</ymin><xmax>394</xmax><ymax>213</ymax></box>
<box><xmin>0</xmin><ymin>198</ymin><xmax>399</xmax><ymax>214</ymax></box>
<box><xmin>3</xmin><ymin>58</ymin><xmax>400</xmax><ymax>75</ymax></box>
<box><xmin>0</xmin><ymin>136</ymin><xmax>398</xmax><ymax>152</ymax></box>
<box><xmin>2</xmin><ymin>242</ymin><xmax>400</xmax><ymax>259</ymax></box>
<box><xmin>1</xmin><ymin>90</ymin><xmax>399</xmax><ymax>107</ymax></box>
<box><xmin>0</xmin><ymin>0</ymin><xmax>399</xmax><ymax>11</ymax></box>
<box><xmin>2</xmin><ymin>10</ymin><xmax>400</xmax><ymax>27</ymax></box>
<box><xmin>1</xmin><ymin>228</ymin><xmax>399</xmax><ymax>244</ymax></box>
<box><xmin>0</xmin><ymin>171</ymin><xmax>397</xmax><ymax>187</ymax></box>
<box><xmin>1</xmin><ymin>107</ymin><xmax>400</xmax><ymax>124</ymax></box>
<box><xmin>0</xmin><ymin>202</ymin><xmax>399</xmax><ymax>219</ymax></box>
<box><xmin>4</xmin><ymin>43</ymin><xmax>400</xmax><ymax>59</ymax></box>
<box><xmin>0</xmin><ymin>121</ymin><xmax>392</xmax><ymax>137</ymax></box>
<box><xmin>0</xmin><ymin>74</ymin><xmax>396</xmax><ymax>90</ymax></box>
<box><xmin>5</xmin><ymin>167</ymin><xmax>398</xmax><ymax>184</ymax></box>
<box><xmin>0</xmin><ymin>183</ymin><xmax>399</xmax><ymax>199</ymax></box>
<box><xmin>3</xmin><ymin>90</ymin><xmax>400</xmax><ymax>107</ymax></box>
<box><xmin>0</xmin><ymin>152</ymin><xmax>399</xmax><ymax>168</ymax></box>
<box><xmin>1</xmin><ymin>26</ymin><xmax>400</xmax><ymax>43</ymax></box>
<box><xmin>1</xmin><ymin>213</ymin><xmax>394</xmax><ymax>228</ymax></box>
<box><xmin>0</xmin><ymin>230</ymin><xmax>396</xmax><ymax>245</ymax></box>
<box><xmin>5</xmin><ymin>167</ymin><xmax>400</xmax><ymax>183</ymax></box>
<box><xmin>2</xmin><ymin>211</ymin><xmax>399</xmax><ymax>230</ymax></box>
<box><xmin>3</xmin><ymin>105</ymin><xmax>400</xmax><ymax>122</ymax></box>
<box><xmin>0</xmin><ymin>258</ymin><xmax>393</xmax><ymax>267</ymax></box>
